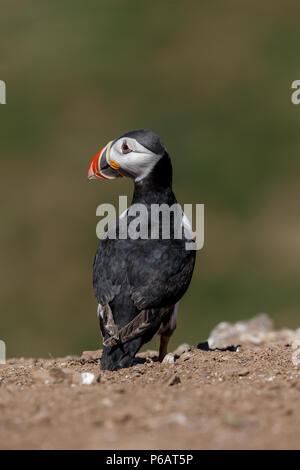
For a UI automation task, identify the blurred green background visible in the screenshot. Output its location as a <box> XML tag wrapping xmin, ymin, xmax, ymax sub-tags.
<box><xmin>1</xmin><ymin>0</ymin><xmax>300</xmax><ymax>358</ymax></box>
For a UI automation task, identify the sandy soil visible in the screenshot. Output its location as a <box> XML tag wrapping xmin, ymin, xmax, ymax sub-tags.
<box><xmin>0</xmin><ymin>342</ymin><xmax>299</xmax><ymax>450</ymax></box>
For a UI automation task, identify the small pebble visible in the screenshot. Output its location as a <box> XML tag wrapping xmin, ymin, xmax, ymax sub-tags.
<box><xmin>168</xmin><ymin>375</ymin><xmax>181</xmax><ymax>386</ymax></box>
<box><xmin>81</xmin><ymin>372</ymin><xmax>95</xmax><ymax>385</ymax></box>
<box><xmin>238</xmin><ymin>369</ymin><xmax>250</xmax><ymax>377</ymax></box>
<box><xmin>102</xmin><ymin>398</ymin><xmax>113</xmax><ymax>407</ymax></box>
<box><xmin>96</xmin><ymin>374</ymin><xmax>101</xmax><ymax>383</ymax></box>
<box><xmin>162</xmin><ymin>353</ymin><xmax>175</xmax><ymax>364</ymax></box>
<box><xmin>266</xmin><ymin>376</ymin><xmax>275</xmax><ymax>382</ymax></box>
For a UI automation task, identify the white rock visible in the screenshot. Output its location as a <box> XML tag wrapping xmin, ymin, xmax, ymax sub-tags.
<box><xmin>174</xmin><ymin>343</ymin><xmax>191</xmax><ymax>355</ymax></box>
<box><xmin>162</xmin><ymin>353</ymin><xmax>175</xmax><ymax>364</ymax></box>
<box><xmin>102</xmin><ymin>397</ymin><xmax>113</xmax><ymax>407</ymax></box>
<box><xmin>167</xmin><ymin>413</ymin><xmax>189</xmax><ymax>426</ymax></box>
<box><xmin>266</xmin><ymin>376</ymin><xmax>275</xmax><ymax>382</ymax></box>
<box><xmin>208</xmin><ymin>314</ymin><xmax>274</xmax><ymax>349</ymax></box>
<box><xmin>81</xmin><ymin>372</ymin><xmax>95</xmax><ymax>385</ymax></box>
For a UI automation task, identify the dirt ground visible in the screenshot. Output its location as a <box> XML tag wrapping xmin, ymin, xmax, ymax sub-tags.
<box><xmin>0</xmin><ymin>342</ymin><xmax>299</xmax><ymax>450</ymax></box>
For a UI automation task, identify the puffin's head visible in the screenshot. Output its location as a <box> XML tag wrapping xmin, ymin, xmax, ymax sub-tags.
<box><xmin>87</xmin><ymin>129</ymin><xmax>167</xmax><ymax>182</ymax></box>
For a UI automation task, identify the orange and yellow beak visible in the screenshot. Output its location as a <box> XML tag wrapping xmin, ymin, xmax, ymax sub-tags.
<box><xmin>87</xmin><ymin>141</ymin><xmax>122</xmax><ymax>181</ymax></box>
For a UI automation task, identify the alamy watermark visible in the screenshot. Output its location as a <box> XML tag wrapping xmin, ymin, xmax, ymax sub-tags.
<box><xmin>0</xmin><ymin>80</ymin><xmax>6</xmax><ymax>104</ymax></box>
<box><xmin>0</xmin><ymin>340</ymin><xmax>6</xmax><ymax>364</ymax></box>
<box><xmin>96</xmin><ymin>196</ymin><xmax>204</xmax><ymax>251</ymax></box>
<box><xmin>291</xmin><ymin>80</ymin><xmax>300</xmax><ymax>105</ymax></box>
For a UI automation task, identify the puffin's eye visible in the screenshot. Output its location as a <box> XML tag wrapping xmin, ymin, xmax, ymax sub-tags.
<box><xmin>121</xmin><ymin>142</ymin><xmax>131</xmax><ymax>154</ymax></box>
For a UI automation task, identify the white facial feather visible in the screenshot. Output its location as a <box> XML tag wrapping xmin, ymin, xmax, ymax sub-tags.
<box><xmin>110</xmin><ymin>137</ymin><xmax>162</xmax><ymax>182</ymax></box>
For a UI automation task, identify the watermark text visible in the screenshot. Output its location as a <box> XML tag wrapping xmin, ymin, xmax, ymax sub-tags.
<box><xmin>291</xmin><ymin>80</ymin><xmax>300</xmax><ymax>104</ymax></box>
<box><xmin>0</xmin><ymin>80</ymin><xmax>6</xmax><ymax>104</ymax></box>
<box><xmin>96</xmin><ymin>196</ymin><xmax>204</xmax><ymax>251</ymax></box>
<box><xmin>0</xmin><ymin>340</ymin><xmax>6</xmax><ymax>364</ymax></box>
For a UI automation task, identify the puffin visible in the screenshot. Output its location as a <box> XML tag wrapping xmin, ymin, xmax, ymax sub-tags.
<box><xmin>88</xmin><ymin>129</ymin><xmax>196</xmax><ymax>370</ymax></box>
